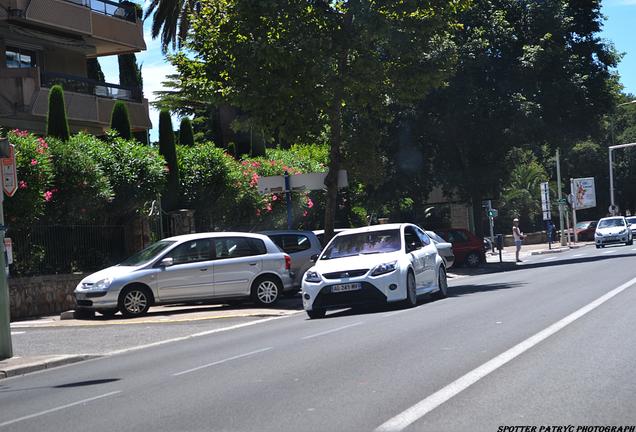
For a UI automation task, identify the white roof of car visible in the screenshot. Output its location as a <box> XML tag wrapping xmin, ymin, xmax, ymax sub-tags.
<box><xmin>334</xmin><ymin>223</ymin><xmax>408</xmax><ymax>235</ymax></box>
<box><xmin>163</xmin><ymin>232</ymin><xmax>270</xmax><ymax>242</ymax></box>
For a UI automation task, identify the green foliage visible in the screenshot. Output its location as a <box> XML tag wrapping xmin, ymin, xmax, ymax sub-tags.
<box><xmin>118</xmin><ymin>53</ymin><xmax>143</xmax><ymax>91</ymax></box>
<box><xmin>144</xmin><ymin>0</ymin><xmax>198</xmax><ymax>52</ymax></box>
<box><xmin>46</xmin><ymin>85</ymin><xmax>70</xmax><ymax>141</ymax></box>
<box><xmin>73</xmin><ymin>132</ymin><xmax>167</xmax><ymax>222</ymax></box>
<box><xmin>158</xmin><ymin>109</ymin><xmax>180</xmax><ymax>211</ymax></box>
<box><xmin>178</xmin><ymin>117</ymin><xmax>195</xmax><ymax>146</ymax></box>
<box><xmin>45</xmin><ymin>137</ymin><xmax>113</xmax><ymax>222</ymax></box>
<box><xmin>87</xmin><ymin>58</ymin><xmax>105</xmax><ymax>82</ymax></box>
<box><xmin>3</xmin><ymin>130</ymin><xmax>54</xmax><ymax>230</ymax></box>
<box><xmin>110</xmin><ymin>101</ymin><xmax>132</xmax><ymax>140</ymax></box>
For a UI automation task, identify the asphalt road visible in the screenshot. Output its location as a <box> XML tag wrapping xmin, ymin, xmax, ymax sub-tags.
<box><xmin>2</xmin><ymin>244</ymin><xmax>636</xmax><ymax>432</ymax></box>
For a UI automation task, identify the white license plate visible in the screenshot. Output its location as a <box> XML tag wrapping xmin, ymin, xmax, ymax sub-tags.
<box><xmin>331</xmin><ymin>283</ymin><xmax>362</xmax><ymax>293</ymax></box>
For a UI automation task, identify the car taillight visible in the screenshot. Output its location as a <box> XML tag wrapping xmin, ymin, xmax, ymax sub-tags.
<box><xmin>284</xmin><ymin>254</ymin><xmax>292</xmax><ymax>270</ymax></box>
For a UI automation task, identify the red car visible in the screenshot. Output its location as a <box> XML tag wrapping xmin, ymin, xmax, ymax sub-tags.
<box><xmin>435</xmin><ymin>228</ymin><xmax>485</xmax><ymax>267</ymax></box>
<box><xmin>568</xmin><ymin>220</ymin><xmax>597</xmax><ymax>242</ymax></box>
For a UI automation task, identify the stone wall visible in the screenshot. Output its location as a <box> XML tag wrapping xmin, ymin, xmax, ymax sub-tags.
<box><xmin>9</xmin><ymin>274</ymin><xmax>84</xmax><ymax>320</ymax></box>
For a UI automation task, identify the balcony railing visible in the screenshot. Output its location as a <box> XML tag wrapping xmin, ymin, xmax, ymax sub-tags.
<box><xmin>64</xmin><ymin>0</ymin><xmax>139</xmax><ymax>23</ymax></box>
<box><xmin>41</xmin><ymin>72</ymin><xmax>142</xmax><ymax>102</ymax></box>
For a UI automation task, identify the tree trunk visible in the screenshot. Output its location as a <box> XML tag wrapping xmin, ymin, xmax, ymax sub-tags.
<box><xmin>323</xmin><ymin>99</ymin><xmax>342</xmax><ymax>243</ymax></box>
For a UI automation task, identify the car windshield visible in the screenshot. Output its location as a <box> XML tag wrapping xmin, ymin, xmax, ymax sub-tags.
<box><xmin>597</xmin><ymin>218</ymin><xmax>625</xmax><ymax>229</ymax></box>
<box><xmin>576</xmin><ymin>222</ymin><xmax>591</xmax><ymax>229</ymax></box>
<box><xmin>321</xmin><ymin>229</ymin><xmax>401</xmax><ymax>259</ymax></box>
<box><xmin>427</xmin><ymin>231</ymin><xmax>445</xmax><ymax>243</ymax></box>
<box><xmin>626</xmin><ymin>217</ymin><xmax>636</xmax><ymax>225</ymax></box>
<box><xmin>119</xmin><ymin>240</ymin><xmax>177</xmax><ymax>266</ymax></box>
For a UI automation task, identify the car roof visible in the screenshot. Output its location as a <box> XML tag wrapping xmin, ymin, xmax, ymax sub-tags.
<box><xmin>599</xmin><ymin>216</ymin><xmax>625</xmax><ymax>222</ymax></box>
<box><xmin>334</xmin><ymin>223</ymin><xmax>409</xmax><ymax>235</ymax></box>
<box><xmin>163</xmin><ymin>232</ymin><xmax>271</xmax><ymax>242</ymax></box>
<box><xmin>260</xmin><ymin>230</ymin><xmax>316</xmax><ymax>236</ymax></box>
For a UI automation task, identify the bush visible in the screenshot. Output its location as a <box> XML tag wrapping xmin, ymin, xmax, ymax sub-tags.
<box><xmin>178</xmin><ymin>117</ymin><xmax>195</xmax><ymax>146</ymax></box>
<box><xmin>46</xmin><ymin>137</ymin><xmax>113</xmax><ymax>223</ymax></box>
<box><xmin>46</xmin><ymin>85</ymin><xmax>70</xmax><ymax>141</ymax></box>
<box><xmin>110</xmin><ymin>101</ymin><xmax>132</xmax><ymax>140</ymax></box>
<box><xmin>73</xmin><ymin>132</ymin><xmax>166</xmax><ymax>223</ymax></box>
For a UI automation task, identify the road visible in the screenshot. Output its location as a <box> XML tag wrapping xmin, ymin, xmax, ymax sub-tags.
<box><xmin>2</xmin><ymin>244</ymin><xmax>636</xmax><ymax>431</ymax></box>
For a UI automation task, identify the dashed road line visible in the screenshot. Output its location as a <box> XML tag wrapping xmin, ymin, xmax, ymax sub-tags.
<box><xmin>602</xmin><ymin>249</ymin><xmax>617</xmax><ymax>254</ymax></box>
<box><xmin>173</xmin><ymin>347</ymin><xmax>273</xmax><ymax>376</ymax></box>
<box><xmin>301</xmin><ymin>322</ymin><xmax>363</xmax><ymax>340</ymax></box>
<box><xmin>0</xmin><ymin>391</ymin><xmax>121</xmax><ymax>428</ymax></box>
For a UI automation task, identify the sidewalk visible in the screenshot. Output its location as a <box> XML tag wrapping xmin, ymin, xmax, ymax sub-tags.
<box><xmin>486</xmin><ymin>241</ymin><xmax>590</xmax><ymax>263</ymax></box>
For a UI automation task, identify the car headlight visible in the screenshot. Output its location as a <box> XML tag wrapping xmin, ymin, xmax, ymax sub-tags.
<box><xmin>619</xmin><ymin>229</ymin><xmax>627</xmax><ymax>234</ymax></box>
<box><xmin>304</xmin><ymin>271</ymin><xmax>322</xmax><ymax>283</ymax></box>
<box><xmin>93</xmin><ymin>278</ymin><xmax>113</xmax><ymax>290</ymax></box>
<box><xmin>595</xmin><ymin>231</ymin><xmax>602</xmax><ymax>237</ymax></box>
<box><xmin>370</xmin><ymin>261</ymin><xmax>398</xmax><ymax>276</ymax></box>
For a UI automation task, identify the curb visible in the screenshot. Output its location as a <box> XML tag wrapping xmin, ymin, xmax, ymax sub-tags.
<box><xmin>530</xmin><ymin>244</ymin><xmax>584</xmax><ymax>255</ymax></box>
<box><xmin>0</xmin><ymin>354</ymin><xmax>100</xmax><ymax>379</ymax></box>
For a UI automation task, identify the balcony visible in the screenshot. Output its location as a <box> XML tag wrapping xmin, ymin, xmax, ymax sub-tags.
<box><xmin>1</xmin><ymin>0</ymin><xmax>146</xmax><ymax>54</ymax></box>
<box><xmin>0</xmin><ymin>69</ymin><xmax>150</xmax><ymax>132</ymax></box>
<box><xmin>41</xmin><ymin>72</ymin><xmax>142</xmax><ymax>103</ymax></box>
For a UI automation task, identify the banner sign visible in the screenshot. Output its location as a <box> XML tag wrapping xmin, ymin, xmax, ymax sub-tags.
<box><xmin>572</xmin><ymin>177</ymin><xmax>596</xmax><ymax>210</ymax></box>
<box><xmin>540</xmin><ymin>182</ymin><xmax>551</xmax><ymax>221</ymax></box>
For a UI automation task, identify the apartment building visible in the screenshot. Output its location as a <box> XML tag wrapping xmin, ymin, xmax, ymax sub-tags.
<box><xmin>0</xmin><ymin>0</ymin><xmax>151</xmax><ymax>136</ymax></box>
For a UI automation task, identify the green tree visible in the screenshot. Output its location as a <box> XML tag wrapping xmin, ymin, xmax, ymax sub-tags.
<box><xmin>46</xmin><ymin>85</ymin><xmax>70</xmax><ymax>141</ymax></box>
<box><xmin>178</xmin><ymin>117</ymin><xmax>195</xmax><ymax>146</ymax></box>
<box><xmin>110</xmin><ymin>101</ymin><xmax>132</xmax><ymax>140</ymax></box>
<box><xmin>415</xmin><ymin>0</ymin><xmax>619</xmax><ymax>235</ymax></box>
<box><xmin>87</xmin><ymin>58</ymin><xmax>105</xmax><ymax>82</ymax></box>
<box><xmin>144</xmin><ymin>0</ymin><xmax>198</xmax><ymax>52</ymax></box>
<box><xmin>176</xmin><ymin>0</ymin><xmax>466</xmax><ymax>240</ymax></box>
<box><xmin>158</xmin><ymin>109</ymin><xmax>180</xmax><ymax>211</ymax></box>
<box><xmin>118</xmin><ymin>53</ymin><xmax>143</xmax><ymax>91</ymax></box>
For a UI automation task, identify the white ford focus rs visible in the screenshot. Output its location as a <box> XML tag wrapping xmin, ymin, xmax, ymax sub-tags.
<box><xmin>301</xmin><ymin>223</ymin><xmax>448</xmax><ymax>319</ymax></box>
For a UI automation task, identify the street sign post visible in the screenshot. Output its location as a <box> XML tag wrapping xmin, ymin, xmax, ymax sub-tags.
<box><xmin>1</xmin><ymin>144</ymin><xmax>17</xmax><ymax>197</ymax></box>
<box><xmin>0</xmin><ymin>141</ymin><xmax>14</xmax><ymax>359</ymax></box>
<box><xmin>540</xmin><ymin>182</ymin><xmax>552</xmax><ymax>221</ymax></box>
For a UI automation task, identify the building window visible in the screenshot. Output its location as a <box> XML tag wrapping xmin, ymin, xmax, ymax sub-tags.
<box><xmin>6</xmin><ymin>47</ymin><xmax>36</xmax><ymax>69</ymax></box>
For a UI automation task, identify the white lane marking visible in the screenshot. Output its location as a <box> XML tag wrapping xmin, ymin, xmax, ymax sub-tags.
<box><xmin>106</xmin><ymin>315</ymin><xmax>292</xmax><ymax>356</ymax></box>
<box><xmin>301</xmin><ymin>322</ymin><xmax>363</xmax><ymax>340</ymax></box>
<box><xmin>572</xmin><ymin>254</ymin><xmax>585</xmax><ymax>258</ymax></box>
<box><xmin>602</xmin><ymin>249</ymin><xmax>617</xmax><ymax>254</ymax></box>
<box><xmin>10</xmin><ymin>331</ymin><xmax>25</xmax><ymax>335</ymax></box>
<box><xmin>384</xmin><ymin>308</ymin><xmax>415</xmax><ymax>318</ymax></box>
<box><xmin>632</xmin><ymin>248</ymin><xmax>636</xmax><ymax>251</ymax></box>
<box><xmin>542</xmin><ymin>257</ymin><xmax>558</xmax><ymax>261</ymax></box>
<box><xmin>173</xmin><ymin>347</ymin><xmax>272</xmax><ymax>376</ymax></box>
<box><xmin>0</xmin><ymin>391</ymin><xmax>121</xmax><ymax>428</ymax></box>
<box><xmin>375</xmin><ymin>275</ymin><xmax>636</xmax><ymax>432</ymax></box>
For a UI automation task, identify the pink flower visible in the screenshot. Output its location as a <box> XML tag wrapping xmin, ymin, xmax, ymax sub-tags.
<box><xmin>30</xmin><ymin>159</ymin><xmax>38</xmax><ymax>166</ymax></box>
<box><xmin>255</xmin><ymin>209</ymin><xmax>261</xmax><ymax>217</ymax></box>
<box><xmin>269</xmin><ymin>161</ymin><xmax>276</xmax><ymax>166</ymax></box>
<box><xmin>303</xmin><ymin>210</ymin><xmax>308</xmax><ymax>217</ymax></box>
<box><xmin>266</xmin><ymin>203</ymin><xmax>272</xmax><ymax>212</ymax></box>
<box><xmin>37</xmin><ymin>137</ymin><xmax>48</xmax><ymax>149</ymax></box>
<box><xmin>18</xmin><ymin>180</ymin><xmax>28</xmax><ymax>190</ymax></box>
<box><xmin>307</xmin><ymin>198</ymin><xmax>314</xmax><ymax>209</ymax></box>
<box><xmin>272</xmin><ymin>194</ymin><xmax>278</xmax><ymax>201</ymax></box>
<box><xmin>242</xmin><ymin>161</ymin><xmax>249</xmax><ymax>166</ymax></box>
<box><xmin>43</xmin><ymin>190</ymin><xmax>53</xmax><ymax>202</ymax></box>
<box><xmin>12</xmin><ymin>129</ymin><xmax>28</xmax><ymax>137</ymax></box>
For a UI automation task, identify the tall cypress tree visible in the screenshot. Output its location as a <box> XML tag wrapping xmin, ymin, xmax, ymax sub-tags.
<box><xmin>178</xmin><ymin>117</ymin><xmax>195</xmax><ymax>146</ymax></box>
<box><xmin>158</xmin><ymin>109</ymin><xmax>179</xmax><ymax>211</ymax></box>
<box><xmin>118</xmin><ymin>53</ymin><xmax>143</xmax><ymax>90</ymax></box>
<box><xmin>46</xmin><ymin>85</ymin><xmax>70</xmax><ymax>141</ymax></box>
<box><xmin>110</xmin><ymin>101</ymin><xmax>132</xmax><ymax>139</ymax></box>
<box><xmin>87</xmin><ymin>58</ymin><xmax>105</xmax><ymax>82</ymax></box>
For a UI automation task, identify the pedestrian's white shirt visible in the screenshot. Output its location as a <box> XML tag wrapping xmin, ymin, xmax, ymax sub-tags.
<box><xmin>513</xmin><ymin>226</ymin><xmax>523</xmax><ymax>241</ymax></box>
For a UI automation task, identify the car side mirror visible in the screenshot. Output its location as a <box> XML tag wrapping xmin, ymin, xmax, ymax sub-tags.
<box><xmin>407</xmin><ymin>242</ymin><xmax>419</xmax><ymax>253</ymax></box>
<box><xmin>310</xmin><ymin>254</ymin><xmax>319</xmax><ymax>262</ymax></box>
<box><xmin>159</xmin><ymin>257</ymin><xmax>174</xmax><ymax>267</ymax></box>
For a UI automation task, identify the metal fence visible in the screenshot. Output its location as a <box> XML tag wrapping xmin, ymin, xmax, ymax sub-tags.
<box><xmin>7</xmin><ymin>225</ymin><xmax>127</xmax><ymax>277</ymax></box>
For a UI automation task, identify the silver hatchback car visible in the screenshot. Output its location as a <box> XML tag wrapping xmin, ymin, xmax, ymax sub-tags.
<box><xmin>74</xmin><ymin>232</ymin><xmax>293</xmax><ymax>318</ymax></box>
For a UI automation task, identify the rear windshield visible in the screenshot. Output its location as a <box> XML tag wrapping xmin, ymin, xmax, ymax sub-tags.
<box><xmin>321</xmin><ymin>229</ymin><xmax>401</xmax><ymax>260</ymax></box>
<box><xmin>120</xmin><ymin>240</ymin><xmax>176</xmax><ymax>266</ymax></box>
<box><xmin>597</xmin><ymin>218</ymin><xmax>625</xmax><ymax>229</ymax></box>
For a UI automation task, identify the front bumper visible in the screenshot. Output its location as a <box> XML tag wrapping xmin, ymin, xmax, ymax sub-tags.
<box><xmin>74</xmin><ymin>288</ymin><xmax>119</xmax><ymax>310</ymax></box>
<box><xmin>596</xmin><ymin>234</ymin><xmax>630</xmax><ymax>246</ymax></box>
<box><xmin>301</xmin><ymin>270</ymin><xmax>404</xmax><ymax>311</ymax></box>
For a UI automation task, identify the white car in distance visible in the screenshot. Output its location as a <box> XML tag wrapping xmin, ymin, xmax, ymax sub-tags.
<box><xmin>301</xmin><ymin>223</ymin><xmax>447</xmax><ymax>319</ymax></box>
<box><xmin>595</xmin><ymin>216</ymin><xmax>634</xmax><ymax>248</ymax></box>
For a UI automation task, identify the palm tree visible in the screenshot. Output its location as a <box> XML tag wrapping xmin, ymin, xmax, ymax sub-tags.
<box><xmin>144</xmin><ymin>0</ymin><xmax>198</xmax><ymax>52</ymax></box>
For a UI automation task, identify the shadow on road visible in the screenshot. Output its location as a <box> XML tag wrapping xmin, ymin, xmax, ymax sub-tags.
<box><xmin>449</xmin><ymin>281</ymin><xmax>526</xmax><ymax>297</ymax></box>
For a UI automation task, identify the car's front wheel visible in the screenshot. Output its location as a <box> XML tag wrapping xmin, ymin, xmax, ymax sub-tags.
<box><xmin>465</xmin><ymin>252</ymin><xmax>481</xmax><ymax>268</ymax></box>
<box><xmin>119</xmin><ymin>285</ymin><xmax>152</xmax><ymax>318</ymax></box>
<box><xmin>403</xmin><ymin>271</ymin><xmax>417</xmax><ymax>308</ymax></box>
<box><xmin>434</xmin><ymin>267</ymin><xmax>448</xmax><ymax>300</ymax></box>
<box><xmin>307</xmin><ymin>309</ymin><xmax>326</xmax><ymax>319</ymax></box>
<box><xmin>251</xmin><ymin>276</ymin><xmax>282</xmax><ymax>306</ymax></box>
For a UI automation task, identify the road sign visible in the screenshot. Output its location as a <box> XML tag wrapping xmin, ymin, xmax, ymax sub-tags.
<box><xmin>540</xmin><ymin>182</ymin><xmax>552</xmax><ymax>221</ymax></box>
<box><xmin>1</xmin><ymin>144</ymin><xmax>17</xmax><ymax>197</ymax></box>
<box><xmin>557</xmin><ymin>198</ymin><xmax>567</xmax><ymax>204</ymax></box>
<box><xmin>487</xmin><ymin>209</ymin><xmax>498</xmax><ymax>218</ymax></box>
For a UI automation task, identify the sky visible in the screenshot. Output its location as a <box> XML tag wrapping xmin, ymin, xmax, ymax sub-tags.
<box><xmin>100</xmin><ymin>1</ymin><xmax>636</xmax><ymax>142</ymax></box>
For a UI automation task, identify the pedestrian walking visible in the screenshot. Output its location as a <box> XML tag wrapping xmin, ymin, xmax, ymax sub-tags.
<box><xmin>512</xmin><ymin>218</ymin><xmax>525</xmax><ymax>262</ymax></box>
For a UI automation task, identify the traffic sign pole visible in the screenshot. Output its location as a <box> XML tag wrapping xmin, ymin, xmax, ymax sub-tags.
<box><xmin>0</xmin><ymin>190</ymin><xmax>12</xmax><ymax>359</ymax></box>
<box><xmin>556</xmin><ymin>149</ymin><xmax>566</xmax><ymax>246</ymax></box>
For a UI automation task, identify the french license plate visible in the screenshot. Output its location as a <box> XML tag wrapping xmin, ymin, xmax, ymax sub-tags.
<box><xmin>331</xmin><ymin>283</ymin><xmax>362</xmax><ymax>293</ymax></box>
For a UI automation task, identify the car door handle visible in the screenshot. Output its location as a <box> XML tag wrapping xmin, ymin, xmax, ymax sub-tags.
<box><xmin>249</xmin><ymin>262</ymin><xmax>257</xmax><ymax>266</ymax></box>
<box><xmin>200</xmin><ymin>268</ymin><xmax>208</xmax><ymax>271</ymax></box>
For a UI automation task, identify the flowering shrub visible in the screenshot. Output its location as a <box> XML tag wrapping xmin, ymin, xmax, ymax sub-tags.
<box><xmin>3</xmin><ymin>130</ymin><xmax>54</xmax><ymax>230</ymax></box>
